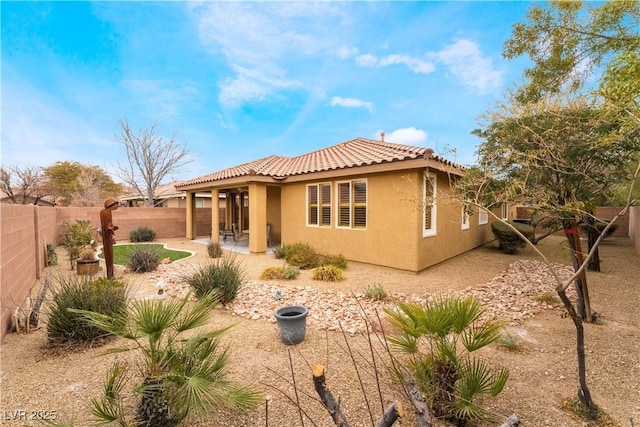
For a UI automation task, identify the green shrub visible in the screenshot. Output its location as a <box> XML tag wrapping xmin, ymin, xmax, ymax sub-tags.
<box><xmin>77</xmin><ymin>292</ymin><xmax>262</xmax><ymax>426</ymax></box>
<box><xmin>129</xmin><ymin>226</ymin><xmax>156</xmax><ymax>242</ymax></box>
<box><xmin>285</xmin><ymin>242</ymin><xmax>319</xmax><ymax>269</ymax></box>
<box><xmin>185</xmin><ymin>256</ymin><xmax>245</xmax><ymax>304</ymax></box>
<box><xmin>364</xmin><ymin>283</ymin><xmax>387</xmax><ymax>301</ymax></box>
<box><xmin>385</xmin><ymin>296</ymin><xmax>509</xmax><ymax>425</ymax></box>
<box><xmin>61</xmin><ymin>220</ymin><xmax>96</xmax><ymax>269</ymax></box>
<box><xmin>312</xmin><ymin>265</ymin><xmax>345</xmax><ymax>281</ymax></box>
<box><xmin>47</xmin><ymin>276</ymin><xmax>128</xmax><ymax>344</ymax></box>
<box><xmin>260</xmin><ymin>265</ymin><xmax>299</xmax><ymax>280</ymax></box>
<box><xmin>319</xmin><ymin>253</ymin><xmax>348</xmax><ymax>269</ymax></box>
<box><xmin>207</xmin><ymin>241</ymin><xmax>223</xmax><ymax>258</ymax></box>
<box><xmin>127</xmin><ymin>245</ymin><xmax>160</xmax><ymax>273</ymax></box>
<box><xmin>272</xmin><ymin>245</ymin><xmax>286</xmax><ymax>259</ymax></box>
<box><xmin>491</xmin><ymin>220</ymin><xmax>534</xmax><ymax>254</ymax></box>
<box><xmin>46</xmin><ymin>243</ymin><xmax>58</xmax><ymax>266</ymax></box>
<box><xmin>283</xmin><ymin>265</ymin><xmax>300</xmax><ymax>280</ymax></box>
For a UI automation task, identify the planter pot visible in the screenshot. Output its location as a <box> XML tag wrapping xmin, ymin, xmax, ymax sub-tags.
<box><xmin>77</xmin><ymin>259</ymin><xmax>99</xmax><ymax>275</ymax></box>
<box><xmin>274</xmin><ymin>305</ymin><xmax>308</xmax><ymax>345</ymax></box>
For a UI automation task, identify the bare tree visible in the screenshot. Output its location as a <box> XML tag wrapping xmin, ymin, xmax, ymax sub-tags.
<box><xmin>69</xmin><ymin>168</ymin><xmax>105</xmax><ymax>206</ymax></box>
<box><xmin>0</xmin><ymin>165</ymin><xmax>50</xmax><ymax>205</ymax></box>
<box><xmin>114</xmin><ymin>119</ymin><xmax>192</xmax><ymax>207</ymax></box>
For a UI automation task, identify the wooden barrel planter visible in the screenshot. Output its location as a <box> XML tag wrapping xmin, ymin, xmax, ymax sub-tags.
<box><xmin>76</xmin><ymin>259</ymin><xmax>100</xmax><ymax>275</ymax></box>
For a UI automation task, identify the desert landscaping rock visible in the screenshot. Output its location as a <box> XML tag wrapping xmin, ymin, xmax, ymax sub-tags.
<box><xmin>1</xmin><ymin>236</ymin><xmax>637</xmax><ymax>427</ymax></box>
<box><xmin>148</xmin><ymin>258</ymin><xmax>576</xmax><ymax>334</ymax></box>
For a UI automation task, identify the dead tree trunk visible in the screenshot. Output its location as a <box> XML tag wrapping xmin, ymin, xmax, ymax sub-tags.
<box><xmin>313</xmin><ymin>364</ymin><xmax>351</xmax><ymax>427</ymax></box>
<box><xmin>313</xmin><ymin>364</ymin><xmax>402</xmax><ymax>427</ymax></box>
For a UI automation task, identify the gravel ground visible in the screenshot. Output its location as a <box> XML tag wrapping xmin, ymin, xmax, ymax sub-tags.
<box><xmin>1</xmin><ymin>236</ymin><xmax>638</xmax><ymax>427</ymax></box>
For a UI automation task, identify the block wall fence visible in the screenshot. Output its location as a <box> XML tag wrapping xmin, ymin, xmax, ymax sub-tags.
<box><xmin>1</xmin><ymin>204</ymin><xmax>638</xmax><ymax>341</ymax></box>
<box><xmin>1</xmin><ymin>205</ymin><xmax>212</xmax><ymax>341</ymax></box>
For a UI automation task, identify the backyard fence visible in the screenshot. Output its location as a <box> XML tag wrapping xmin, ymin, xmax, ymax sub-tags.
<box><xmin>0</xmin><ymin>205</ymin><xmax>212</xmax><ymax>341</ymax></box>
<box><xmin>1</xmin><ymin>204</ymin><xmax>638</xmax><ymax>342</ymax></box>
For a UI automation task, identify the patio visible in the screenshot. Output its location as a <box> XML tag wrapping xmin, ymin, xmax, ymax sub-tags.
<box><xmin>193</xmin><ymin>236</ymin><xmax>276</xmax><ymax>255</ymax></box>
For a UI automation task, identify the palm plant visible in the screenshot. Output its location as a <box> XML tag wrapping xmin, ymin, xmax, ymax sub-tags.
<box><xmin>74</xmin><ymin>291</ymin><xmax>262</xmax><ymax>426</ymax></box>
<box><xmin>384</xmin><ymin>296</ymin><xmax>509</xmax><ymax>426</ymax></box>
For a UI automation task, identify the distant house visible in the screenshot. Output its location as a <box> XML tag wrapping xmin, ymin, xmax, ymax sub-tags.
<box><xmin>0</xmin><ymin>190</ymin><xmax>56</xmax><ymax>206</ymax></box>
<box><xmin>120</xmin><ymin>180</ymin><xmax>216</xmax><ymax>208</ymax></box>
<box><xmin>177</xmin><ymin>137</ymin><xmax>497</xmax><ymax>272</ymax></box>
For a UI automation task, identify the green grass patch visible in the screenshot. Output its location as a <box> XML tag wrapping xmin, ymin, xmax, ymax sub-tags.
<box><xmin>100</xmin><ymin>244</ymin><xmax>191</xmax><ymax>266</ymax></box>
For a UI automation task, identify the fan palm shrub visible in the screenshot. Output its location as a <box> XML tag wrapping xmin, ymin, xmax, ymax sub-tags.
<box><xmin>384</xmin><ymin>296</ymin><xmax>509</xmax><ymax>426</ymax></box>
<box><xmin>73</xmin><ymin>291</ymin><xmax>262</xmax><ymax>426</ymax></box>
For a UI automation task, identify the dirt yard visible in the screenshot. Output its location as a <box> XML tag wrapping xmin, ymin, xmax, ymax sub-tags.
<box><xmin>1</xmin><ymin>235</ymin><xmax>638</xmax><ymax>427</ymax></box>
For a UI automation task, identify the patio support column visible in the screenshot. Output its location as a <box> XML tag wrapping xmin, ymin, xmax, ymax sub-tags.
<box><xmin>186</xmin><ymin>191</ymin><xmax>195</xmax><ymax>239</ymax></box>
<box><xmin>248</xmin><ymin>182</ymin><xmax>267</xmax><ymax>253</ymax></box>
<box><xmin>211</xmin><ymin>188</ymin><xmax>219</xmax><ymax>243</ymax></box>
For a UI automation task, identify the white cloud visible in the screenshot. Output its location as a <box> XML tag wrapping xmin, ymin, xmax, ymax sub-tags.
<box><xmin>1</xmin><ymin>82</ymin><xmax>116</xmax><ymax>170</ymax></box>
<box><xmin>382</xmin><ymin>127</ymin><xmax>428</xmax><ymax>145</ymax></box>
<box><xmin>189</xmin><ymin>2</ymin><xmax>343</xmax><ymax>110</ymax></box>
<box><xmin>122</xmin><ymin>79</ymin><xmax>196</xmax><ymax>118</ymax></box>
<box><xmin>354</xmin><ymin>38</ymin><xmax>503</xmax><ymax>94</ymax></box>
<box><xmin>330</xmin><ymin>96</ymin><xmax>374</xmax><ymax>112</ymax></box>
<box><xmin>355</xmin><ymin>53</ymin><xmax>435</xmax><ymax>74</ymax></box>
<box><xmin>337</xmin><ymin>45</ymin><xmax>358</xmax><ymax>59</ymax></box>
<box><xmin>434</xmin><ymin>39</ymin><xmax>503</xmax><ymax>94</ymax></box>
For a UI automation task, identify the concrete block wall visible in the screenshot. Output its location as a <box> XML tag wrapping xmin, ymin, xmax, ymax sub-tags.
<box><xmin>55</xmin><ymin>207</ymin><xmax>212</xmax><ymax>243</ymax></box>
<box><xmin>1</xmin><ymin>205</ymin><xmax>40</xmax><ymax>341</ymax></box>
<box><xmin>1</xmin><ymin>205</ymin><xmax>212</xmax><ymax>341</ymax></box>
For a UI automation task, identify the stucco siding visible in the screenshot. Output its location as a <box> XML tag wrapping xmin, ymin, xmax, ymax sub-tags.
<box><xmin>281</xmin><ymin>170</ymin><xmax>427</xmax><ymax>271</ymax></box>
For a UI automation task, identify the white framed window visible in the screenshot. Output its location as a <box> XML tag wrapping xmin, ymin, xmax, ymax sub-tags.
<box><xmin>337</xmin><ymin>179</ymin><xmax>367</xmax><ymax>229</ymax></box>
<box><xmin>307</xmin><ymin>183</ymin><xmax>332</xmax><ymax>227</ymax></box>
<box><xmin>501</xmin><ymin>203</ymin><xmax>509</xmax><ymax>221</ymax></box>
<box><xmin>478</xmin><ymin>208</ymin><xmax>489</xmax><ymax>225</ymax></box>
<box><xmin>461</xmin><ymin>205</ymin><xmax>470</xmax><ymax>230</ymax></box>
<box><xmin>423</xmin><ymin>172</ymin><xmax>437</xmax><ymax>237</ymax></box>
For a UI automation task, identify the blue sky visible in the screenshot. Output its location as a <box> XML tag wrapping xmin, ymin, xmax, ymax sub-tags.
<box><xmin>2</xmin><ymin>1</ymin><xmax>533</xmax><ymax>182</ymax></box>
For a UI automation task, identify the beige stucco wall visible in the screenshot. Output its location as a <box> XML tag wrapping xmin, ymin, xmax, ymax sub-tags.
<box><xmin>280</xmin><ymin>169</ymin><xmax>494</xmax><ymax>272</ymax></box>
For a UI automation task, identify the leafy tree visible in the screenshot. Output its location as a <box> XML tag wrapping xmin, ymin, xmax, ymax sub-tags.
<box><xmin>0</xmin><ymin>165</ymin><xmax>50</xmax><ymax>204</ymax></box>
<box><xmin>114</xmin><ymin>119</ymin><xmax>192</xmax><ymax>207</ymax></box>
<box><xmin>44</xmin><ymin>161</ymin><xmax>123</xmax><ymax>206</ymax></box>
<box><xmin>464</xmin><ymin>2</ymin><xmax>640</xmax><ymax>419</ymax></box>
<box><xmin>503</xmin><ymin>0</ymin><xmax>639</xmax><ymax>104</ymax></box>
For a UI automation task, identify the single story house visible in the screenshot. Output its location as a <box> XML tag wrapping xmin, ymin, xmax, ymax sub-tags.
<box><xmin>120</xmin><ymin>180</ymin><xmax>218</xmax><ymax>209</ymax></box>
<box><xmin>176</xmin><ymin>137</ymin><xmax>497</xmax><ymax>272</ymax></box>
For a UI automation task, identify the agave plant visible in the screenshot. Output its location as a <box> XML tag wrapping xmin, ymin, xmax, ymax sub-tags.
<box><xmin>74</xmin><ymin>291</ymin><xmax>262</xmax><ymax>426</ymax></box>
<box><xmin>384</xmin><ymin>296</ymin><xmax>509</xmax><ymax>426</ymax></box>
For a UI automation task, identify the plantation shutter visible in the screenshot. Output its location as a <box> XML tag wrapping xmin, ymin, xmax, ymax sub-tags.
<box><xmin>353</xmin><ymin>181</ymin><xmax>367</xmax><ymax>228</ymax></box>
<box><xmin>338</xmin><ymin>182</ymin><xmax>350</xmax><ymax>227</ymax></box>
<box><xmin>308</xmin><ymin>185</ymin><xmax>318</xmax><ymax>225</ymax></box>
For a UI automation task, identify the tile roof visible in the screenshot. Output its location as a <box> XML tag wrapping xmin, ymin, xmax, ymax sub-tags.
<box><xmin>178</xmin><ymin>137</ymin><xmax>463</xmax><ymax>187</ymax></box>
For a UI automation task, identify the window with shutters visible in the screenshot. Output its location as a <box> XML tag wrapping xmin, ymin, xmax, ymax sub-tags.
<box><xmin>461</xmin><ymin>204</ymin><xmax>470</xmax><ymax>230</ymax></box>
<box><xmin>478</xmin><ymin>208</ymin><xmax>489</xmax><ymax>225</ymax></box>
<box><xmin>307</xmin><ymin>183</ymin><xmax>331</xmax><ymax>227</ymax></box>
<box><xmin>423</xmin><ymin>172</ymin><xmax>437</xmax><ymax>237</ymax></box>
<box><xmin>337</xmin><ymin>180</ymin><xmax>367</xmax><ymax>229</ymax></box>
<box><xmin>501</xmin><ymin>203</ymin><xmax>509</xmax><ymax>220</ymax></box>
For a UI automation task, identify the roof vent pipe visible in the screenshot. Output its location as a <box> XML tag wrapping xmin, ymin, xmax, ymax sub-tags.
<box><xmin>380</xmin><ymin>131</ymin><xmax>385</xmax><ymax>142</ymax></box>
